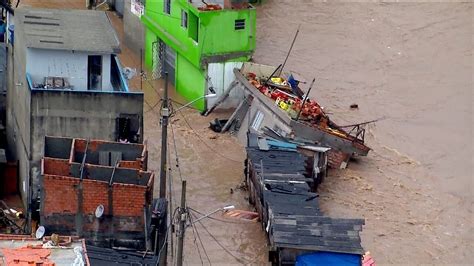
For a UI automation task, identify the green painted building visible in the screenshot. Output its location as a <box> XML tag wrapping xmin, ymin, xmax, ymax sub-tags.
<box><xmin>141</xmin><ymin>0</ymin><xmax>256</xmax><ymax>110</ymax></box>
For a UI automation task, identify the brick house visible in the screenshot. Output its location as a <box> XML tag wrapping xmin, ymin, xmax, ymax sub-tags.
<box><xmin>40</xmin><ymin>136</ymin><xmax>153</xmax><ymax>249</ymax></box>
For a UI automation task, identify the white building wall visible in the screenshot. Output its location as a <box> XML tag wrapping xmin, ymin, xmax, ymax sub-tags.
<box><xmin>102</xmin><ymin>54</ymin><xmax>112</xmax><ymax>91</ymax></box>
<box><xmin>206</xmin><ymin>61</ymin><xmax>244</xmax><ymax>109</ymax></box>
<box><xmin>26</xmin><ymin>48</ymin><xmax>113</xmax><ymax>91</ymax></box>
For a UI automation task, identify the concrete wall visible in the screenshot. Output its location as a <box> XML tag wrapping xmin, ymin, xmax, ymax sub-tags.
<box><xmin>236</xmin><ymin>95</ymin><xmax>293</xmax><ymax>145</ymax></box>
<box><xmin>26</xmin><ymin>49</ymin><xmax>113</xmax><ymax>91</ymax></box>
<box><xmin>7</xmin><ymin>19</ymin><xmax>32</xmax><ymax>205</ymax></box>
<box><xmin>123</xmin><ymin>0</ymin><xmax>145</xmax><ymax>56</ymax></box>
<box><xmin>29</xmin><ymin>90</ymin><xmax>144</xmax><ymax>199</ymax></box>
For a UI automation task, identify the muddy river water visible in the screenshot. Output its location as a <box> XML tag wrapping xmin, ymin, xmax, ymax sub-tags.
<box><xmin>252</xmin><ymin>1</ymin><xmax>472</xmax><ymax>264</ymax></box>
<box><xmin>18</xmin><ymin>0</ymin><xmax>473</xmax><ymax>265</ymax></box>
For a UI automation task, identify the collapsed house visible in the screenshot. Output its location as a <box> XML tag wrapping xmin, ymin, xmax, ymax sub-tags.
<box><xmin>207</xmin><ymin>62</ymin><xmax>371</xmax><ymax>169</ymax></box>
<box><xmin>40</xmin><ymin>136</ymin><xmax>153</xmax><ymax>250</ymax></box>
<box><xmin>245</xmin><ymin>134</ymin><xmax>365</xmax><ymax>265</ymax></box>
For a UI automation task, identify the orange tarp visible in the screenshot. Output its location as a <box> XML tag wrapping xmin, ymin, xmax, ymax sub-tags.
<box><xmin>1</xmin><ymin>246</ymin><xmax>55</xmax><ymax>266</ymax></box>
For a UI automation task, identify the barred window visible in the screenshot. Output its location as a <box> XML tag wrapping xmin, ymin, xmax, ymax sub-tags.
<box><xmin>235</xmin><ymin>19</ymin><xmax>245</xmax><ymax>30</ymax></box>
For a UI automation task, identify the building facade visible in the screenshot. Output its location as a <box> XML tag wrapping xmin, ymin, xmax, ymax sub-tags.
<box><xmin>141</xmin><ymin>0</ymin><xmax>256</xmax><ymax>110</ymax></box>
<box><xmin>41</xmin><ymin>136</ymin><xmax>153</xmax><ymax>249</ymax></box>
<box><xmin>7</xmin><ymin>8</ymin><xmax>144</xmax><ymax>207</ymax></box>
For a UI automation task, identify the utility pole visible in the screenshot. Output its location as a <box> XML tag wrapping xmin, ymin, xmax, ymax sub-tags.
<box><xmin>176</xmin><ymin>180</ymin><xmax>187</xmax><ymax>266</ymax></box>
<box><xmin>159</xmin><ymin>71</ymin><xmax>169</xmax><ymax>198</ymax></box>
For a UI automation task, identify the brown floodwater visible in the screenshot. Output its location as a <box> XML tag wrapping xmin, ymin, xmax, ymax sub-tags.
<box><xmin>253</xmin><ymin>1</ymin><xmax>472</xmax><ymax>264</ymax></box>
<box><xmin>18</xmin><ymin>0</ymin><xmax>473</xmax><ymax>265</ymax></box>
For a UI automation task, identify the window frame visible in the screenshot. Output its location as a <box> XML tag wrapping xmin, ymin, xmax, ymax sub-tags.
<box><xmin>164</xmin><ymin>0</ymin><xmax>171</xmax><ymax>14</ymax></box>
<box><xmin>181</xmin><ymin>9</ymin><xmax>188</xmax><ymax>28</ymax></box>
<box><xmin>251</xmin><ymin>110</ymin><xmax>264</xmax><ymax>131</ymax></box>
<box><xmin>235</xmin><ymin>19</ymin><xmax>245</xmax><ymax>30</ymax></box>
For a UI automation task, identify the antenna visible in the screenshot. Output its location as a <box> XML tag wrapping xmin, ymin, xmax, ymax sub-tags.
<box><xmin>95</xmin><ymin>204</ymin><xmax>104</xmax><ymax>218</ymax></box>
<box><xmin>35</xmin><ymin>226</ymin><xmax>45</xmax><ymax>239</ymax></box>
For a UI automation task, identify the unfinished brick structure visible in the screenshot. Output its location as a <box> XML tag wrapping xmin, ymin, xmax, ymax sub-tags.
<box><xmin>40</xmin><ymin>136</ymin><xmax>153</xmax><ymax>249</ymax></box>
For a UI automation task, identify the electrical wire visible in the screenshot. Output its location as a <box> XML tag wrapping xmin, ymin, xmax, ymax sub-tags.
<box><xmin>188</xmin><ymin>213</ymin><xmax>205</xmax><ymax>266</ymax></box>
<box><xmin>188</xmin><ymin>208</ymin><xmax>251</xmax><ymax>225</ymax></box>
<box><xmin>190</xmin><ymin>212</ymin><xmax>252</xmax><ymax>265</ymax></box>
<box><xmin>170</xmin><ymin>122</ymin><xmax>184</xmax><ymax>182</ymax></box>
<box><xmin>156</xmin><ymin>207</ymin><xmax>179</xmax><ymax>266</ymax></box>
<box><xmin>188</xmin><ymin>213</ymin><xmax>212</xmax><ymax>265</ymax></box>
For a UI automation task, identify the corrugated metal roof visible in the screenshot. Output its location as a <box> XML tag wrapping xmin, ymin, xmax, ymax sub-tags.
<box><xmin>15</xmin><ymin>8</ymin><xmax>120</xmax><ymax>54</ymax></box>
<box><xmin>246</xmin><ymin>145</ymin><xmax>365</xmax><ymax>256</ymax></box>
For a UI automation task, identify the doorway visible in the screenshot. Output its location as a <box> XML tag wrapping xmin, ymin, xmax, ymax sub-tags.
<box><xmin>88</xmin><ymin>55</ymin><xmax>102</xmax><ymax>90</ymax></box>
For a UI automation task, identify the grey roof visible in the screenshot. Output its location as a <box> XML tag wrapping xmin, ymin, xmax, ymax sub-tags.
<box><xmin>15</xmin><ymin>8</ymin><xmax>120</xmax><ymax>53</ymax></box>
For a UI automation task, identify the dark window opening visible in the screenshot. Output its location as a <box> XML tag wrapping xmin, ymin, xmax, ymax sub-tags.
<box><xmin>189</xmin><ymin>12</ymin><xmax>199</xmax><ymax>42</ymax></box>
<box><xmin>88</xmin><ymin>55</ymin><xmax>102</xmax><ymax>90</ymax></box>
<box><xmin>164</xmin><ymin>0</ymin><xmax>171</xmax><ymax>14</ymax></box>
<box><xmin>181</xmin><ymin>10</ymin><xmax>188</xmax><ymax>28</ymax></box>
<box><xmin>235</xmin><ymin>19</ymin><xmax>245</xmax><ymax>30</ymax></box>
<box><xmin>117</xmin><ymin>114</ymin><xmax>141</xmax><ymax>143</ymax></box>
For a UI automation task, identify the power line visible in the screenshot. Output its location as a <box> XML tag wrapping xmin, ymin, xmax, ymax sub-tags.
<box><xmin>156</xmin><ymin>207</ymin><xmax>179</xmax><ymax>266</ymax></box>
<box><xmin>188</xmin><ymin>215</ymin><xmax>205</xmax><ymax>265</ymax></box>
<box><xmin>188</xmin><ymin>211</ymin><xmax>212</xmax><ymax>265</ymax></box>
<box><xmin>170</xmin><ymin>122</ymin><xmax>184</xmax><ymax>182</ymax></box>
<box><xmin>188</xmin><ymin>208</ymin><xmax>251</xmax><ymax>225</ymax></box>
<box><xmin>190</xmin><ymin>212</ymin><xmax>251</xmax><ymax>265</ymax></box>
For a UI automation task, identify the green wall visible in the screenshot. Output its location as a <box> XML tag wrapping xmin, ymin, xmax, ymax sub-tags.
<box><xmin>142</xmin><ymin>0</ymin><xmax>255</xmax><ymax>68</ymax></box>
<box><xmin>176</xmin><ymin>54</ymin><xmax>205</xmax><ymax>110</ymax></box>
<box><xmin>141</xmin><ymin>0</ymin><xmax>256</xmax><ymax>110</ymax></box>
<box><xmin>145</xmin><ymin>28</ymin><xmax>156</xmax><ymax>69</ymax></box>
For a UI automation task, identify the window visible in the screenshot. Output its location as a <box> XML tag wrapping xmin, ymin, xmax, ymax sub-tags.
<box><xmin>188</xmin><ymin>12</ymin><xmax>199</xmax><ymax>42</ymax></box>
<box><xmin>117</xmin><ymin>114</ymin><xmax>141</xmax><ymax>143</ymax></box>
<box><xmin>251</xmin><ymin>110</ymin><xmax>264</xmax><ymax>131</ymax></box>
<box><xmin>164</xmin><ymin>0</ymin><xmax>171</xmax><ymax>14</ymax></box>
<box><xmin>181</xmin><ymin>10</ymin><xmax>188</xmax><ymax>28</ymax></box>
<box><xmin>235</xmin><ymin>19</ymin><xmax>245</xmax><ymax>30</ymax></box>
<box><xmin>88</xmin><ymin>55</ymin><xmax>102</xmax><ymax>91</ymax></box>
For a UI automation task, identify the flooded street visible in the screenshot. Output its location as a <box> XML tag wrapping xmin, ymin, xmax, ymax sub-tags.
<box><xmin>18</xmin><ymin>0</ymin><xmax>473</xmax><ymax>265</ymax></box>
<box><xmin>253</xmin><ymin>1</ymin><xmax>472</xmax><ymax>264</ymax></box>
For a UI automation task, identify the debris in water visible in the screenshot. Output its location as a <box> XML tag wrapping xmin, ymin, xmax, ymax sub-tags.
<box><xmin>223</xmin><ymin>209</ymin><xmax>259</xmax><ymax>222</ymax></box>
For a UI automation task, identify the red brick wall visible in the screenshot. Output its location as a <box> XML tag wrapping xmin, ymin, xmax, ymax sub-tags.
<box><xmin>42</xmin><ymin>175</ymin><xmax>147</xmax><ymax>217</ymax></box>
<box><xmin>119</xmin><ymin>161</ymin><xmax>142</xmax><ymax>170</ymax></box>
<box><xmin>43</xmin><ymin>158</ymin><xmax>70</xmax><ymax>176</ymax></box>
<box><xmin>327</xmin><ymin>150</ymin><xmax>350</xmax><ymax>169</ymax></box>
<box><xmin>113</xmin><ymin>184</ymin><xmax>146</xmax><ymax>216</ymax></box>
<box><xmin>82</xmin><ymin>180</ymin><xmax>109</xmax><ymax>214</ymax></box>
<box><xmin>43</xmin><ymin>175</ymin><xmax>79</xmax><ymax>215</ymax></box>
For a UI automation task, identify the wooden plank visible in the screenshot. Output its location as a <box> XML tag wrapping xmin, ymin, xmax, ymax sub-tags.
<box><xmin>203</xmin><ymin>79</ymin><xmax>238</xmax><ymax>116</ymax></box>
<box><xmin>221</xmin><ymin>96</ymin><xmax>251</xmax><ymax>132</ymax></box>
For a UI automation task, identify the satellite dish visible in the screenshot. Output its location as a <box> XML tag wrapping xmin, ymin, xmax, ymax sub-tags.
<box><xmin>35</xmin><ymin>226</ymin><xmax>45</xmax><ymax>239</ymax></box>
<box><xmin>95</xmin><ymin>204</ymin><xmax>104</xmax><ymax>218</ymax></box>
